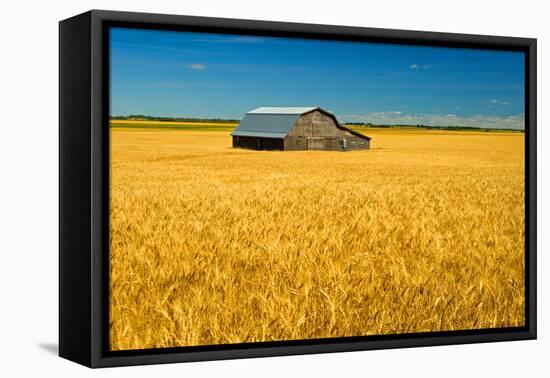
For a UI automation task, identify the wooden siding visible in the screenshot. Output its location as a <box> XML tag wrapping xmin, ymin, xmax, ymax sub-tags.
<box><xmin>284</xmin><ymin>110</ymin><xmax>370</xmax><ymax>151</ymax></box>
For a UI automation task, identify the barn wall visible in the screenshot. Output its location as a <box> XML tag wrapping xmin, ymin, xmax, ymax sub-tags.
<box><xmin>285</xmin><ymin>110</ymin><xmax>370</xmax><ymax>151</ymax></box>
<box><xmin>344</xmin><ymin>133</ymin><xmax>370</xmax><ymax>150</ymax></box>
<box><xmin>233</xmin><ymin>136</ymin><xmax>284</xmax><ymax>150</ymax></box>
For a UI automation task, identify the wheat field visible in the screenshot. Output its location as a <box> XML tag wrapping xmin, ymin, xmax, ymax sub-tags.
<box><xmin>109</xmin><ymin>126</ymin><xmax>525</xmax><ymax>351</ymax></box>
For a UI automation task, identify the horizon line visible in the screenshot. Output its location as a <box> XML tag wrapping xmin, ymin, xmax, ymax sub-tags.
<box><xmin>109</xmin><ymin>115</ymin><xmax>525</xmax><ymax>131</ymax></box>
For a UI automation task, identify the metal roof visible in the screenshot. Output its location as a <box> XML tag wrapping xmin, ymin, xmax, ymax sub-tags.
<box><xmin>231</xmin><ymin>113</ymin><xmax>300</xmax><ymax>139</ymax></box>
<box><xmin>231</xmin><ymin>130</ymin><xmax>288</xmax><ymax>138</ymax></box>
<box><xmin>247</xmin><ymin>107</ymin><xmax>319</xmax><ymax>115</ymax></box>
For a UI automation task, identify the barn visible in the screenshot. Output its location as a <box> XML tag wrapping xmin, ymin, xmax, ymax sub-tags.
<box><xmin>231</xmin><ymin>107</ymin><xmax>371</xmax><ymax>151</ymax></box>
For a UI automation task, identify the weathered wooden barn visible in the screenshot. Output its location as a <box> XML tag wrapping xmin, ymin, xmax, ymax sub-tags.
<box><xmin>231</xmin><ymin>107</ymin><xmax>371</xmax><ymax>151</ymax></box>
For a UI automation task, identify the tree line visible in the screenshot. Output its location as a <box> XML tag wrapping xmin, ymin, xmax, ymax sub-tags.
<box><xmin>110</xmin><ymin>115</ymin><xmax>239</xmax><ymax>123</ymax></box>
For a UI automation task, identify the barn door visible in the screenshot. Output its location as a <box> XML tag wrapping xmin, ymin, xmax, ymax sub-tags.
<box><xmin>307</xmin><ymin>137</ymin><xmax>324</xmax><ymax>150</ymax></box>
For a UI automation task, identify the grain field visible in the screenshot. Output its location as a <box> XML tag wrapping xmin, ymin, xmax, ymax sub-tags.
<box><xmin>109</xmin><ymin>126</ymin><xmax>525</xmax><ymax>351</ymax></box>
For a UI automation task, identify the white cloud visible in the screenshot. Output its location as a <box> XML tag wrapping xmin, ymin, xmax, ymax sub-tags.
<box><xmin>489</xmin><ymin>99</ymin><xmax>510</xmax><ymax>105</ymax></box>
<box><xmin>188</xmin><ymin>63</ymin><xmax>206</xmax><ymax>70</ymax></box>
<box><xmin>339</xmin><ymin>111</ymin><xmax>524</xmax><ymax>130</ymax></box>
<box><xmin>410</xmin><ymin>63</ymin><xmax>431</xmax><ymax>70</ymax></box>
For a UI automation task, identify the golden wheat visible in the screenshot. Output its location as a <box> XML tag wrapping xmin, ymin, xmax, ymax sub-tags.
<box><xmin>109</xmin><ymin>127</ymin><xmax>524</xmax><ymax>351</ymax></box>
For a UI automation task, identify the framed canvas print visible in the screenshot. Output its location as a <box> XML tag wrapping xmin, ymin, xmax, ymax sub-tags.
<box><xmin>59</xmin><ymin>10</ymin><xmax>537</xmax><ymax>368</ymax></box>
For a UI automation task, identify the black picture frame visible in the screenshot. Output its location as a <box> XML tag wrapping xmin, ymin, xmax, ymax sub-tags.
<box><xmin>59</xmin><ymin>9</ymin><xmax>537</xmax><ymax>368</ymax></box>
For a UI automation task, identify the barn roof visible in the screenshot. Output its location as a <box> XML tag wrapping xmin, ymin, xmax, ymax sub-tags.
<box><xmin>247</xmin><ymin>107</ymin><xmax>319</xmax><ymax>114</ymax></box>
<box><xmin>231</xmin><ymin>106</ymin><xmax>371</xmax><ymax>141</ymax></box>
<box><xmin>232</xmin><ymin>107</ymin><xmax>328</xmax><ymax>138</ymax></box>
<box><xmin>231</xmin><ymin>113</ymin><xmax>300</xmax><ymax>138</ymax></box>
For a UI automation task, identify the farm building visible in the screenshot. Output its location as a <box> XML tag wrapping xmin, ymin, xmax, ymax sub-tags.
<box><xmin>231</xmin><ymin>107</ymin><xmax>371</xmax><ymax>151</ymax></box>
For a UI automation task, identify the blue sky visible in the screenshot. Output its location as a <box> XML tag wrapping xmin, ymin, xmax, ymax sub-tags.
<box><xmin>110</xmin><ymin>28</ymin><xmax>525</xmax><ymax>129</ymax></box>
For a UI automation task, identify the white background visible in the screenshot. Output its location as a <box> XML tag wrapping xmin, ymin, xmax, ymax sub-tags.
<box><xmin>0</xmin><ymin>0</ymin><xmax>547</xmax><ymax>376</ymax></box>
